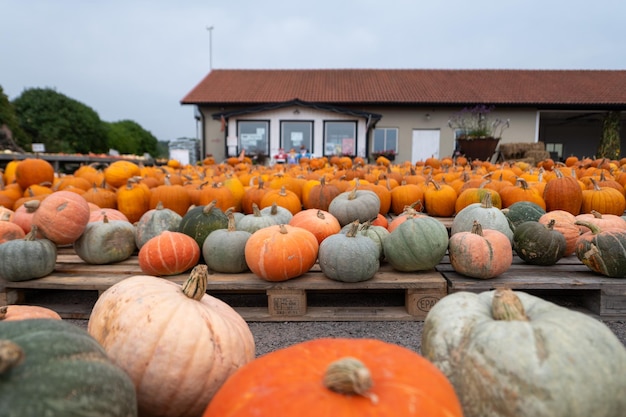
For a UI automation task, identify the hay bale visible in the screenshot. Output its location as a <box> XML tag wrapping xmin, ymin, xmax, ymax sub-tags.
<box><xmin>524</xmin><ymin>150</ymin><xmax>551</xmax><ymax>164</ymax></box>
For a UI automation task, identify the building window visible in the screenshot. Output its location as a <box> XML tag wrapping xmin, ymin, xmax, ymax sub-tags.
<box><xmin>545</xmin><ymin>142</ymin><xmax>563</xmax><ymax>160</ymax></box>
<box><xmin>238</xmin><ymin>120</ymin><xmax>269</xmax><ymax>156</ymax></box>
<box><xmin>373</xmin><ymin>128</ymin><xmax>398</xmax><ymax>154</ymax></box>
<box><xmin>281</xmin><ymin>121</ymin><xmax>313</xmax><ymax>154</ymax></box>
<box><xmin>324</xmin><ymin>121</ymin><xmax>357</xmax><ymax>156</ymax></box>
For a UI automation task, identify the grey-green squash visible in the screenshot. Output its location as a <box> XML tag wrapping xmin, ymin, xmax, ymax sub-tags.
<box><xmin>0</xmin><ymin>319</ymin><xmax>137</xmax><ymax>417</ymax></box>
<box><xmin>328</xmin><ymin>188</ymin><xmax>381</xmax><ymax>226</ymax></box>
<box><xmin>74</xmin><ymin>214</ymin><xmax>136</xmax><ymax>264</ymax></box>
<box><xmin>259</xmin><ymin>202</ymin><xmax>293</xmax><ymax>225</ymax></box>
<box><xmin>203</xmin><ymin>210</ymin><xmax>252</xmax><ymax>273</ymax></box>
<box><xmin>421</xmin><ymin>289</ymin><xmax>626</xmax><ymax>417</ymax></box>
<box><xmin>318</xmin><ymin>221</ymin><xmax>380</xmax><ymax>282</ymax></box>
<box><xmin>383</xmin><ymin>215</ymin><xmax>448</xmax><ymax>271</ymax></box>
<box><xmin>0</xmin><ymin>226</ymin><xmax>57</xmax><ymax>282</ymax></box>
<box><xmin>237</xmin><ymin>203</ymin><xmax>278</xmax><ymax>233</ymax></box>
<box><xmin>134</xmin><ymin>201</ymin><xmax>183</xmax><ymax>249</ymax></box>
<box><xmin>451</xmin><ymin>192</ymin><xmax>514</xmax><ymax>242</ymax></box>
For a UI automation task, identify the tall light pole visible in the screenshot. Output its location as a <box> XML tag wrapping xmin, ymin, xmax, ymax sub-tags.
<box><xmin>206</xmin><ymin>26</ymin><xmax>214</xmax><ymax>71</ymax></box>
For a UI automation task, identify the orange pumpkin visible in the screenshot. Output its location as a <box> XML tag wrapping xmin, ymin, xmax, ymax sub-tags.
<box><xmin>14</xmin><ymin>158</ymin><xmax>55</xmax><ymax>190</ymax></box>
<box><xmin>138</xmin><ymin>231</ymin><xmax>200</xmax><ymax>276</ymax></box>
<box><xmin>259</xmin><ymin>186</ymin><xmax>302</xmax><ymax>215</ymax></box>
<box><xmin>104</xmin><ymin>160</ymin><xmax>141</xmax><ymax>188</ymax></box>
<box><xmin>203</xmin><ymin>337</ymin><xmax>463</xmax><ymax>417</ymax></box>
<box><xmin>448</xmin><ymin>220</ymin><xmax>512</xmax><ymax>279</ymax></box>
<box><xmin>424</xmin><ymin>180</ymin><xmax>457</xmax><ymax>217</ymax></box>
<box><xmin>0</xmin><ymin>304</ymin><xmax>61</xmax><ymax>321</ymax></box>
<box><xmin>581</xmin><ymin>178</ymin><xmax>626</xmax><ymax>215</ymax></box>
<box><xmin>538</xmin><ymin>210</ymin><xmax>581</xmax><ymax>256</ymax></box>
<box><xmin>0</xmin><ymin>211</ymin><xmax>26</xmax><ymax>244</ymax></box>
<box><xmin>31</xmin><ymin>191</ymin><xmax>91</xmax><ymax>245</ymax></box>
<box><xmin>288</xmin><ymin>209</ymin><xmax>342</xmax><ymax>245</ymax></box>
<box><xmin>116</xmin><ymin>179</ymin><xmax>151</xmax><ymax>224</ymax></box>
<box><xmin>543</xmin><ymin>168</ymin><xmax>583</xmax><ymax>215</ymax></box>
<box><xmin>244</xmin><ymin>224</ymin><xmax>318</xmax><ymax>281</ymax></box>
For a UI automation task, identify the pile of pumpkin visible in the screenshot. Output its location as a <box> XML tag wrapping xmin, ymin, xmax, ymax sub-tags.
<box><xmin>1</xmin><ymin>156</ymin><xmax>626</xmax><ymax>416</ymax></box>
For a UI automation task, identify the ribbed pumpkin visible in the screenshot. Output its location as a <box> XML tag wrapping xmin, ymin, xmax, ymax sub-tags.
<box><xmin>260</xmin><ymin>186</ymin><xmax>302</xmax><ymax>215</ymax></box>
<box><xmin>318</xmin><ymin>221</ymin><xmax>380</xmax><ymax>282</ymax></box>
<box><xmin>449</xmin><ymin>220</ymin><xmax>513</xmax><ymax>279</ymax></box>
<box><xmin>424</xmin><ymin>180</ymin><xmax>457</xmax><ymax>217</ymax></box>
<box><xmin>81</xmin><ymin>181</ymin><xmax>118</xmax><ymax>209</ymax></box>
<box><xmin>454</xmin><ymin>187</ymin><xmax>502</xmax><ymax>213</ymax></box>
<box><xmin>390</xmin><ymin>181</ymin><xmax>425</xmax><ymax>215</ymax></box>
<box><xmin>575</xmin><ymin>210</ymin><xmax>626</xmax><ymax>232</ymax></box>
<box><xmin>451</xmin><ymin>193</ymin><xmax>514</xmax><ymax>242</ymax></box>
<box><xmin>383</xmin><ymin>215</ymin><xmax>449</xmax><ymax>271</ymax></box>
<box><xmin>88</xmin><ymin>265</ymin><xmax>255</xmax><ymax>417</ymax></box>
<box><xmin>581</xmin><ymin>178</ymin><xmax>626</xmax><ymax>215</ymax></box>
<box><xmin>134</xmin><ymin>201</ymin><xmax>183</xmax><ymax>249</ymax></box>
<box><xmin>138</xmin><ymin>231</ymin><xmax>200</xmax><ymax>276</ymax></box>
<box><xmin>543</xmin><ymin>168</ymin><xmax>583</xmax><ymax>214</ymax></box>
<box><xmin>244</xmin><ymin>224</ymin><xmax>319</xmax><ymax>281</ymax></box>
<box><xmin>328</xmin><ymin>189</ymin><xmax>381</xmax><ymax>226</ymax></box>
<box><xmin>203</xmin><ymin>211</ymin><xmax>251</xmax><ymax>273</ymax></box>
<box><xmin>422</xmin><ymin>289</ymin><xmax>626</xmax><ymax>417</ymax></box>
<box><xmin>0</xmin><ymin>319</ymin><xmax>137</xmax><ymax>417</ymax></box>
<box><xmin>0</xmin><ymin>305</ymin><xmax>61</xmax><ymax>321</ymax></box>
<box><xmin>302</xmin><ymin>176</ymin><xmax>341</xmax><ymax>211</ymax></box>
<box><xmin>513</xmin><ymin>220</ymin><xmax>566</xmax><ymax>265</ymax></box>
<box><xmin>0</xmin><ymin>226</ymin><xmax>57</xmax><ymax>282</ymax></box>
<box><xmin>88</xmin><ymin>208</ymin><xmax>129</xmax><ymax>223</ymax></box>
<box><xmin>148</xmin><ymin>175</ymin><xmax>192</xmax><ymax>216</ymax></box>
<box><xmin>73</xmin><ymin>214</ymin><xmax>136</xmax><ymax>264</ymax></box>
<box><xmin>575</xmin><ymin>221</ymin><xmax>626</xmax><ymax>277</ymax></box>
<box><xmin>289</xmin><ymin>209</ymin><xmax>341</xmax><ymax>245</ymax></box>
<box><xmin>31</xmin><ymin>190</ymin><xmax>90</xmax><ymax>245</ymax></box>
<box><xmin>202</xmin><ymin>338</ymin><xmax>463</xmax><ymax>417</ymax></box>
<box><xmin>116</xmin><ymin>179</ymin><xmax>151</xmax><ymax>224</ymax></box>
<box><xmin>178</xmin><ymin>200</ymin><xmax>229</xmax><ymax>248</ymax></box>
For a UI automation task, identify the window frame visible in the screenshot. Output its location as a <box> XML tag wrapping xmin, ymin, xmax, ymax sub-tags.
<box><xmin>372</xmin><ymin>127</ymin><xmax>399</xmax><ymax>154</ymax></box>
<box><xmin>323</xmin><ymin>120</ymin><xmax>357</xmax><ymax>157</ymax></box>
<box><xmin>237</xmin><ymin>120</ymin><xmax>270</xmax><ymax>156</ymax></box>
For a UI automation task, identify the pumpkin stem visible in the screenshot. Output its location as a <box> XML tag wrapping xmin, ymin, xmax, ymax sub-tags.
<box><xmin>181</xmin><ymin>265</ymin><xmax>208</xmax><ymax>301</ymax></box>
<box><xmin>323</xmin><ymin>357</ymin><xmax>378</xmax><ymax>404</ymax></box>
<box><xmin>492</xmin><ymin>288</ymin><xmax>529</xmax><ymax>321</ymax></box>
<box><xmin>471</xmin><ymin>220</ymin><xmax>484</xmax><ymax>236</ymax></box>
<box><xmin>0</xmin><ymin>340</ymin><xmax>25</xmax><ymax>374</ymax></box>
<box><xmin>346</xmin><ymin>220</ymin><xmax>361</xmax><ymax>237</ymax></box>
<box><xmin>0</xmin><ymin>306</ymin><xmax>7</xmax><ymax>320</ymax></box>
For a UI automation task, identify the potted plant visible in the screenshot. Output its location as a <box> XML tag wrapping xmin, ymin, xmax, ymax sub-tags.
<box><xmin>448</xmin><ymin>105</ymin><xmax>510</xmax><ymax>160</ymax></box>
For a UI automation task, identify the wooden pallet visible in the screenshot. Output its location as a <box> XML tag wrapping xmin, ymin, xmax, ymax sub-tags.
<box><xmin>436</xmin><ymin>255</ymin><xmax>626</xmax><ymax>320</ymax></box>
<box><xmin>0</xmin><ymin>252</ymin><xmax>447</xmax><ymax>322</ymax></box>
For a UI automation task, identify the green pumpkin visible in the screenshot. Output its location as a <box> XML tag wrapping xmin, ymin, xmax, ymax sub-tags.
<box><xmin>74</xmin><ymin>215</ymin><xmax>136</xmax><ymax>264</ymax></box>
<box><xmin>318</xmin><ymin>221</ymin><xmax>380</xmax><ymax>282</ymax></box>
<box><xmin>259</xmin><ymin>202</ymin><xmax>293</xmax><ymax>224</ymax></box>
<box><xmin>383</xmin><ymin>215</ymin><xmax>448</xmax><ymax>271</ymax></box>
<box><xmin>502</xmin><ymin>201</ymin><xmax>546</xmax><ymax>228</ymax></box>
<box><xmin>422</xmin><ymin>289</ymin><xmax>626</xmax><ymax>417</ymax></box>
<box><xmin>203</xmin><ymin>211</ymin><xmax>252</xmax><ymax>273</ymax></box>
<box><xmin>575</xmin><ymin>221</ymin><xmax>626</xmax><ymax>277</ymax></box>
<box><xmin>513</xmin><ymin>220</ymin><xmax>566</xmax><ymax>265</ymax></box>
<box><xmin>328</xmin><ymin>189</ymin><xmax>381</xmax><ymax>226</ymax></box>
<box><xmin>237</xmin><ymin>203</ymin><xmax>278</xmax><ymax>233</ymax></box>
<box><xmin>134</xmin><ymin>202</ymin><xmax>183</xmax><ymax>249</ymax></box>
<box><xmin>178</xmin><ymin>200</ymin><xmax>229</xmax><ymax>248</ymax></box>
<box><xmin>0</xmin><ymin>226</ymin><xmax>57</xmax><ymax>282</ymax></box>
<box><xmin>0</xmin><ymin>319</ymin><xmax>137</xmax><ymax>417</ymax></box>
<box><xmin>451</xmin><ymin>193</ymin><xmax>514</xmax><ymax>242</ymax></box>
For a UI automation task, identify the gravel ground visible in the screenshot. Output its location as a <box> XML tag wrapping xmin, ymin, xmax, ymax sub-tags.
<box><xmin>66</xmin><ymin>318</ymin><xmax>626</xmax><ymax>357</ymax></box>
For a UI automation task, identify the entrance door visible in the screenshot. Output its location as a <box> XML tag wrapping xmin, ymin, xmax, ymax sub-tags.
<box><xmin>412</xmin><ymin>129</ymin><xmax>440</xmax><ymax>163</ymax></box>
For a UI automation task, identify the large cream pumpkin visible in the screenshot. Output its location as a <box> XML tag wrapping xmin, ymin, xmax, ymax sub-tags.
<box><xmin>421</xmin><ymin>289</ymin><xmax>626</xmax><ymax>417</ymax></box>
<box><xmin>88</xmin><ymin>265</ymin><xmax>255</xmax><ymax>417</ymax></box>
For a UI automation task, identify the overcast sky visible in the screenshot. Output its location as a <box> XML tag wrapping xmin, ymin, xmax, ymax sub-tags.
<box><xmin>2</xmin><ymin>0</ymin><xmax>624</xmax><ymax>144</ymax></box>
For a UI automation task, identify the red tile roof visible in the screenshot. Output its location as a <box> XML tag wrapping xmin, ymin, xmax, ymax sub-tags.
<box><xmin>181</xmin><ymin>69</ymin><xmax>626</xmax><ymax>106</ymax></box>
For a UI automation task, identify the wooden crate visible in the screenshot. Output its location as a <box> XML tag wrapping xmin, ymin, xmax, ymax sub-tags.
<box><xmin>0</xmin><ymin>252</ymin><xmax>447</xmax><ymax>322</ymax></box>
<box><xmin>436</xmin><ymin>255</ymin><xmax>626</xmax><ymax>320</ymax></box>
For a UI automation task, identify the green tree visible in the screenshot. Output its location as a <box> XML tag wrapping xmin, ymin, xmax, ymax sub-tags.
<box><xmin>597</xmin><ymin>111</ymin><xmax>621</xmax><ymax>160</ymax></box>
<box><xmin>105</xmin><ymin>120</ymin><xmax>158</xmax><ymax>157</ymax></box>
<box><xmin>0</xmin><ymin>85</ymin><xmax>29</xmax><ymax>150</ymax></box>
<box><xmin>12</xmin><ymin>87</ymin><xmax>108</xmax><ymax>154</ymax></box>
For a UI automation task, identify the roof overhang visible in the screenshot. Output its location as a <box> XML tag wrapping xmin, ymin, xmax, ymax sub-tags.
<box><xmin>210</xmin><ymin>99</ymin><xmax>382</xmax><ymax>123</ymax></box>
